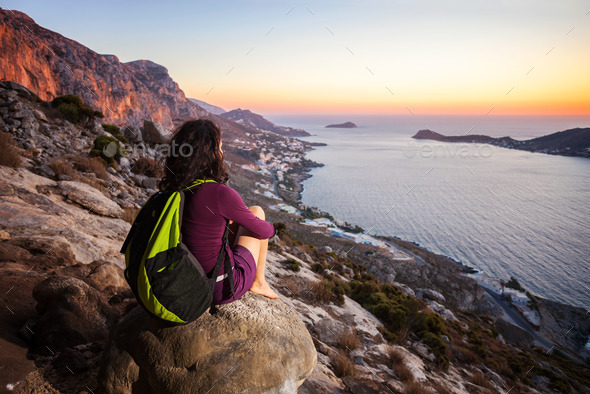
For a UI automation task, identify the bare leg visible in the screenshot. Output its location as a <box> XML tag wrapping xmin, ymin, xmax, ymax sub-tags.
<box><xmin>233</xmin><ymin>206</ymin><xmax>278</xmax><ymax>299</ymax></box>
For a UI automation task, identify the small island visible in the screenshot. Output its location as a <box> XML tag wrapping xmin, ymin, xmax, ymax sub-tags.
<box><xmin>326</xmin><ymin>121</ymin><xmax>357</xmax><ymax>128</ymax></box>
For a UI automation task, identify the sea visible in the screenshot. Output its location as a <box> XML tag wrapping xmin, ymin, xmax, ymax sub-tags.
<box><xmin>267</xmin><ymin>114</ymin><xmax>590</xmax><ymax>310</ymax></box>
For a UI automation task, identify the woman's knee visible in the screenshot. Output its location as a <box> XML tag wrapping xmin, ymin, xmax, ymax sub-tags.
<box><xmin>248</xmin><ymin>205</ymin><xmax>265</xmax><ymax>220</ymax></box>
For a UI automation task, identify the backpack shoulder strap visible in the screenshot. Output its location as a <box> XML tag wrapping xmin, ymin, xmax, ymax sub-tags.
<box><xmin>207</xmin><ymin>219</ymin><xmax>236</xmax><ymax>299</ymax></box>
<box><xmin>120</xmin><ymin>192</ymin><xmax>160</xmax><ymax>254</ymax></box>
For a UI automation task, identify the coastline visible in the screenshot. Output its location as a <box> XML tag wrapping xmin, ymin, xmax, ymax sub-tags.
<box><xmin>283</xmin><ymin>135</ymin><xmax>590</xmax><ymax>359</ymax></box>
<box><xmin>289</xmin><ymin>138</ymin><xmax>480</xmax><ymax>275</ymax></box>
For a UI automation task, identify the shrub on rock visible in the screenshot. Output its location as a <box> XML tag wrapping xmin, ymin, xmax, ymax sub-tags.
<box><xmin>0</xmin><ymin>131</ymin><xmax>24</xmax><ymax>167</ymax></box>
<box><xmin>283</xmin><ymin>258</ymin><xmax>301</xmax><ymax>272</ymax></box>
<box><xmin>101</xmin><ymin>123</ymin><xmax>128</xmax><ymax>144</ymax></box>
<box><xmin>69</xmin><ymin>154</ymin><xmax>109</xmax><ymax>180</ymax></box>
<box><xmin>51</xmin><ymin>94</ymin><xmax>103</xmax><ymax>124</ymax></box>
<box><xmin>133</xmin><ymin>157</ymin><xmax>164</xmax><ymax>178</ymax></box>
<box><xmin>90</xmin><ymin>135</ymin><xmax>125</xmax><ymax>168</ymax></box>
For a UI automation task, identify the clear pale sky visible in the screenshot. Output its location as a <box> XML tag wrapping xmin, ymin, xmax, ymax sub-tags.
<box><xmin>4</xmin><ymin>0</ymin><xmax>590</xmax><ymax>115</ymax></box>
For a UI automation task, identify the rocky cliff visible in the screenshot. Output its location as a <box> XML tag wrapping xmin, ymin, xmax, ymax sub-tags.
<box><xmin>0</xmin><ymin>8</ymin><xmax>206</xmax><ymax>129</ymax></box>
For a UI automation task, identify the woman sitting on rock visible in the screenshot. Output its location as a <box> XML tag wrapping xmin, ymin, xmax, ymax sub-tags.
<box><xmin>158</xmin><ymin>119</ymin><xmax>279</xmax><ymax>304</ymax></box>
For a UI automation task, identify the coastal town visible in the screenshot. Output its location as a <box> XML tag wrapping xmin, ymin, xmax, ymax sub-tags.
<box><xmin>230</xmin><ymin>129</ymin><xmax>415</xmax><ymax>262</ymax></box>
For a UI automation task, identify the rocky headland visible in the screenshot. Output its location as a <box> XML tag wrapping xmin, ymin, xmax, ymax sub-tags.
<box><xmin>412</xmin><ymin>128</ymin><xmax>590</xmax><ymax>158</ymax></box>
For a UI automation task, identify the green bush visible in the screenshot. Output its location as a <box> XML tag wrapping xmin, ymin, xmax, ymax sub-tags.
<box><xmin>283</xmin><ymin>258</ymin><xmax>301</xmax><ymax>272</ymax></box>
<box><xmin>90</xmin><ymin>135</ymin><xmax>125</xmax><ymax>167</ymax></box>
<box><xmin>410</xmin><ymin>312</ymin><xmax>447</xmax><ymax>337</ymax></box>
<box><xmin>55</xmin><ymin>102</ymin><xmax>80</xmax><ymax>122</ymax></box>
<box><xmin>505</xmin><ymin>276</ymin><xmax>524</xmax><ymax>292</ymax></box>
<box><xmin>361</xmin><ymin>273</ymin><xmax>377</xmax><ymax>282</ymax></box>
<box><xmin>537</xmin><ymin>368</ymin><xmax>572</xmax><ymax>393</ymax></box>
<box><xmin>102</xmin><ymin>123</ymin><xmax>128</xmax><ymax>144</ymax></box>
<box><xmin>467</xmin><ymin>330</ymin><xmax>487</xmax><ymax>358</ymax></box>
<box><xmin>331</xmin><ymin>280</ymin><xmax>348</xmax><ymax>306</ymax></box>
<box><xmin>326</xmin><ymin>251</ymin><xmax>339</xmax><ymax>259</ymax></box>
<box><xmin>373</xmin><ymin>303</ymin><xmax>407</xmax><ymax>332</ymax></box>
<box><xmin>422</xmin><ymin>331</ymin><xmax>449</xmax><ymax>368</ymax></box>
<box><xmin>349</xmin><ymin>275</ymin><xmax>449</xmax><ymax>369</ymax></box>
<box><xmin>309</xmin><ymin>279</ymin><xmax>348</xmax><ymax>306</ymax></box>
<box><xmin>52</xmin><ymin>94</ymin><xmax>104</xmax><ymax>124</ymax></box>
<box><xmin>273</xmin><ymin>222</ymin><xmax>287</xmax><ymax>237</ymax></box>
<box><xmin>311</xmin><ymin>280</ymin><xmax>333</xmax><ymax>303</ymax></box>
<box><xmin>52</xmin><ymin>94</ymin><xmax>84</xmax><ymax>108</ymax></box>
<box><xmin>311</xmin><ymin>262</ymin><xmax>325</xmax><ymax>274</ymax></box>
<box><xmin>350</xmin><ymin>281</ymin><xmax>389</xmax><ymax>306</ymax></box>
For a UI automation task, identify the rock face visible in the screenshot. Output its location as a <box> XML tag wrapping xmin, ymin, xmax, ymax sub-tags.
<box><xmin>537</xmin><ymin>298</ymin><xmax>590</xmax><ymax>354</ymax></box>
<box><xmin>416</xmin><ymin>288</ymin><xmax>446</xmax><ymax>304</ymax></box>
<box><xmin>59</xmin><ymin>180</ymin><xmax>123</xmax><ymax>218</ymax></box>
<box><xmin>0</xmin><ymin>9</ymin><xmax>206</xmax><ymax>128</ymax></box>
<box><xmin>143</xmin><ymin>120</ymin><xmax>173</xmax><ymax>144</ymax></box>
<box><xmin>495</xmin><ymin>318</ymin><xmax>534</xmax><ymax>349</ymax></box>
<box><xmin>99</xmin><ymin>292</ymin><xmax>317</xmax><ymax>393</ymax></box>
<box><xmin>0</xmin><ymin>166</ymin><xmax>130</xmax><ymax>265</ymax></box>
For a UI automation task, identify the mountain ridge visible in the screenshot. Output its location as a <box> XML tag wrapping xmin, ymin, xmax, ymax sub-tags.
<box><xmin>0</xmin><ymin>8</ymin><xmax>206</xmax><ymax>129</ymax></box>
<box><xmin>188</xmin><ymin>98</ymin><xmax>226</xmax><ymax>115</ymax></box>
<box><xmin>220</xmin><ymin>108</ymin><xmax>311</xmax><ymax>137</ymax></box>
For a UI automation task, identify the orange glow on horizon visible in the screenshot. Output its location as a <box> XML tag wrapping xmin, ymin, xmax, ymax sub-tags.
<box><xmin>191</xmin><ymin>91</ymin><xmax>590</xmax><ymax>116</ymax></box>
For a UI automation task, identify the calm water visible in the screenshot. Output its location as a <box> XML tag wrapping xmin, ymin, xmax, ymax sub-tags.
<box><xmin>268</xmin><ymin>114</ymin><xmax>590</xmax><ymax>309</ymax></box>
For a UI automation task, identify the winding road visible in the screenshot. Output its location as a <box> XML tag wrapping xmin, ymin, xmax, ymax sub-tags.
<box><xmin>484</xmin><ymin>288</ymin><xmax>553</xmax><ymax>350</ymax></box>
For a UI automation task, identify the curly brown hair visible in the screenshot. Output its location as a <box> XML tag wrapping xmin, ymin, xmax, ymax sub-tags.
<box><xmin>158</xmin><ymin>119</ymin><xmax>229</xmax><ymax>191</ymax></box>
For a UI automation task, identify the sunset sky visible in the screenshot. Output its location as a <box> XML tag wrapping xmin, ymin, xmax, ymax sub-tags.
<box><xmin>5</xmin><ymin>0</ymin><xmax>590</xmax><ymax>115</ymax></box>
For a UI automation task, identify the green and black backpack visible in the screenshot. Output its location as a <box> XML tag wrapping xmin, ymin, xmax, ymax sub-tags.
<box><xmin>120</xmin><ymin>179</ymin><xmax>235</xmax><ymax>325</ymax></box>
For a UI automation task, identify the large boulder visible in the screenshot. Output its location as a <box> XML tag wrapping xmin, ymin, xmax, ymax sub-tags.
<box><xmin>310</xmin><ymin>318</ymin><xmax>349</xmax><ymax>347</ymax></box>
<box><xmin>32</xmin><ymin>276</ymin><xmax>118</xmax><ymax>350</ymax></box>
<box><xmin>122</xmin><ymin>125</ymin><xmax>143</xmax><ymax>144</ymax></box>
<box><xmin>416</xmin><ymin>288</ymin><xmax>446</xmax><ymax>304</ymax></box>
<box><xmin>56</xmin><ymin>259</ymin><xmax>128</xmax><ymax>297</ymax></box>
<box><xmin>58</xmin><ymin>180</ymin><xmax>123</xmax><ymax>218</ymax></box>
<box><xmin>98</xmin><ymin>292</ymin><xmax>317</xmax><ymax>393</ymax></box>
<box><xmin>143</xmin><ymin>120</ymin><xmax>172</xmax><ymax>144</ymax></box>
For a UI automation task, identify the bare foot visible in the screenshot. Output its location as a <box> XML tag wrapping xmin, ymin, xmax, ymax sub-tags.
<box><xmin>249</xmin><ymin>280</ymin><xmax>279</xmax><ymax>299</ymax></box>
